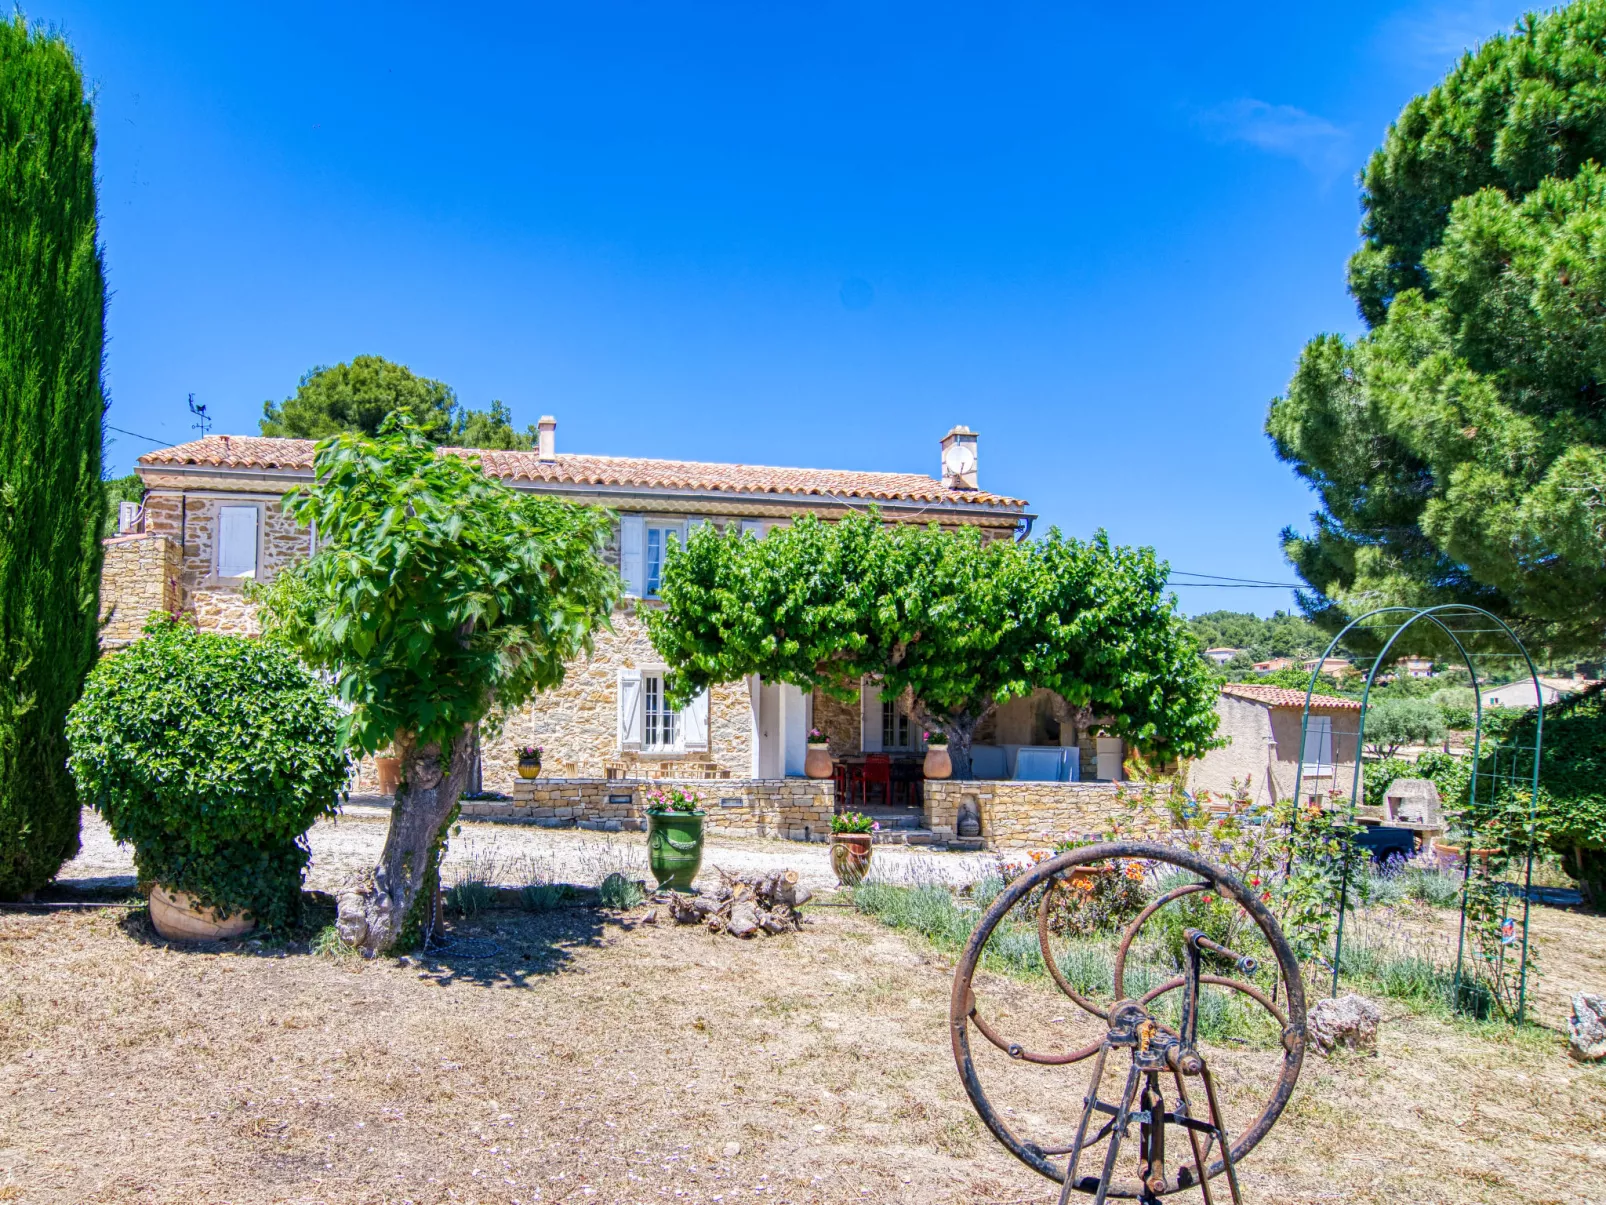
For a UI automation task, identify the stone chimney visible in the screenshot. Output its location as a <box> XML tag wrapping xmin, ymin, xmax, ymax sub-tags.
<box><xmin>537</xmin><ymin>416</ymin><xmax>557</xmax><ymax>461</ymax></box>
<box><xmin>939</xmin><ymin>425</ymin><xmax>978</xmax><ymax>490</ymax></box>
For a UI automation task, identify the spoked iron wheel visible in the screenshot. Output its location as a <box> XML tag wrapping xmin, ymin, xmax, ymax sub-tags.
<box><xmin>950</xmin><ymin>842</ymin><xmax>1307</xmax><ymax>1204</ymax></box>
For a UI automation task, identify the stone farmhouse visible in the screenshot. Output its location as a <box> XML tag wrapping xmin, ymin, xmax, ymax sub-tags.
<box><xmin>100</xmin><ymin>419</ymin><xmax>1138</xmax><ymax>848</ymax></box>
<box><xmin>1188</xmin><ymin>683</ymin><xmax>1363</xmax><ymax>809</ymax></box>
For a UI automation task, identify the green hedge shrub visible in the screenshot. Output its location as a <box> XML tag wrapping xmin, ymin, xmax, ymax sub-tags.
<box><xmin>66</xmin><ymin>615</ymin><xmax>348</xmax><ymax>929</ymax></box>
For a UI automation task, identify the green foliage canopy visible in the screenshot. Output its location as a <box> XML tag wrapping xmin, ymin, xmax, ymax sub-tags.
<box><xmin>1462</xmin><ymin>682</ymin><xmax>1606</xmax><ymax>902</ymax></box>
<box><xmin>1360</xmin><ymin>697</ymin><xmax>1446</xmax><ymax>759</ymax></box>
<box><xmin>1187</xmin><ymin>610</ymin><xmax>1324</xmax><ymax>662</ymax></box>
<box><xmin>0</xmin><ymin>16</ymin><xmax>105</xmax><ymax>896</ymax></box>
<box><xmin>260</xmin><ymin>415</ymin><xmax>620</xmax><ymax>756</ymax></box>
<box><xmin>260</xmin><ymin>355</ymin><xmax>537</xmax><ymax>450</ymax></box>
<box><xmin>644</xmin><ymin>512</ymin><xmax>1220</xmax><ymax>772</ymax></box>
<box><xmin>65</xmin><ymin>616</ymin><xmax>348</xmax><ymax>928</ymax></box>
<box><xmin>1269</xmin><ymin>2</ymin><xmax>1606</xmax><ymax>657</ymax></box>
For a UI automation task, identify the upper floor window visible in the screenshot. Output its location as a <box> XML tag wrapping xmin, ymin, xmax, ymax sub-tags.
<box><xmin>216</xmin><ymin>505</ymin><xmax>259</xmax><ymax>579</ymax></box>
<box><xmin>644</xmin><ymin>525</ymin><xmax>680</xmax><ymax>599</ymax></box>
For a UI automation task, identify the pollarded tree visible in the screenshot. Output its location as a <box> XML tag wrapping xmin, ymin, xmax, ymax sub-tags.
<box><xmin>643</xmin><ymin>512</ymin><xmax>1219</xmax><ymax>778</ymax></box>
<box><xmin>1269</xmin><ymin>2</ymin><xmax>1606</xmax><ymax>657</ymax></box>
<box><xmin>259</xmin><ymin>416</ymin><xmax>620</xmax><ymax>953</ymax></box>
<box><xmin>0</xmin><ymin>17</ymin><xmax>106</xmax><ymax>896</ymax></box>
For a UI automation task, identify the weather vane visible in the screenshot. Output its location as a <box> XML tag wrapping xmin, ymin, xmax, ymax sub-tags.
<box><xmin>188</xmin><ymin>393</ymin><xmax>211</xmax><ymax>438</ymax></box>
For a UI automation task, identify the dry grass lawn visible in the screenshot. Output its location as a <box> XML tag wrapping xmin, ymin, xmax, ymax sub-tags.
<box><xmin>0</xmin><ymin>893</ymin><xmax>1603</xmax><ymax>1205</ymax></box>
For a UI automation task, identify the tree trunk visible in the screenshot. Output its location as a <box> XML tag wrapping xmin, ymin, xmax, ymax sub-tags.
<box><xmin>913</xmin><ymin>702</ymin><xmax>994</xmax><ymax>781</ymax></box>
<box><xmin>336</xmin><ymin>724</ymin><xmax>475</xmax><ymax>955</ymax></box>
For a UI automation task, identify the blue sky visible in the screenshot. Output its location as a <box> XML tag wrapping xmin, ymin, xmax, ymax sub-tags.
<box><xmin>42</xmin><ymin>0</ymin><xmax>1526</xmax><ymax>614</ymax></box>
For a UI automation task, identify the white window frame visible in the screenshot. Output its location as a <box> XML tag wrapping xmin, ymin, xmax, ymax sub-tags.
<box><xmin>643</xmin><ymin>523</ymin><xmax>684</xmax><ymax>600</ymax></box>
<box><xmin>881</xmin><ymin>697</ymin><xmax>914</xmax><ymax>750</ymax></box>
<box><xmin>643</xmin><ymin>673</ymin><xmax>682</xmax><ymax>750</ymax></box>
<box><xmin>215</xmin><ymin>504</ymin><xmax>261</xmax><ymax>580</ymax></box>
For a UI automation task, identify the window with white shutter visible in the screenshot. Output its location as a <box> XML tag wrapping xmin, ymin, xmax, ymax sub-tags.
<box><xmin>216</xmin><ymin>505</ymin><xmax>259</xmax><ymax>579</ymax></box>
<box><xmin>860</xmin><ymin>678</ymin><xmax>883</xmax><ymax>753</ymax></box>
<box><xmin>619</xmin><ymin>516</ymin><xmax>645</xmax><ymax>598</ymax></box>
<box><xmin>617</xmin><ymin>670</ymin><xmax>644</xmax><ymax>750</ymax></box>
<box><xmin>682</xmin><ymin>687</ymin><xmax>710</xmax><ymax>751</ymax></box>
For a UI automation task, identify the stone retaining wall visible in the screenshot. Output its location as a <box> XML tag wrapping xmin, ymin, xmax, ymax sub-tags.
<box><xmin>457</xmin><ymin>777</ymin><xmax>836</xmax><ymax>842</ymax></box>
<box><xmin>923</xmin><ymin>780</ymin><xmax>1132</xmax><ymax>849</ymax></box>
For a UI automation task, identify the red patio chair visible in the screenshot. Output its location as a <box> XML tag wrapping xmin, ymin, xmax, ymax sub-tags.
<box><xmin>861</xmin><ymin>754</ymin><xmax>891</xmax><ymax>809</ymax></box>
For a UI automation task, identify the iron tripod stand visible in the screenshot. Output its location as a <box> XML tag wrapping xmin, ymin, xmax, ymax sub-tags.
<box><xmin>1060</xmin><ymin>930</ymin><xmax>1257</xmax><ymax>1205</ymax></box>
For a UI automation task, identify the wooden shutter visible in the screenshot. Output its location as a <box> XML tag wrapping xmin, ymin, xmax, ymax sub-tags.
<box><xmin>859</xmin><ymin>678</ymin><xmax>883</xmax><ymax>752</ymax></box>
<box><xmin>686</xmin><ymin>517</ymin><xmax>707</xmax><ymax>538</ymax></box>
<box><xmin>617</xmin><ymin>669</ymin><xmax>644</xmax><ymax>750</ymax></box>
<box><xmin>217</xmin><ymin>505</ymin><xmax>259</xmax><ymax>578</ymax></box>
<box><xmin>682</xmin><ymin>687</ymin><xmax>710</xmax><ymax>751</ymax></box>
<box><xmin>619</xmin><ymin>515</ymin><xmax>645</xmax><ymax>597</ymax></box>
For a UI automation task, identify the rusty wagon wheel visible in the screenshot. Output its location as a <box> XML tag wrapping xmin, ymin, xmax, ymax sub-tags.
<box><xmin>950</xmin><ymin>841</ymin><xmax>1307</xmax><ymax>1204</ymax></box>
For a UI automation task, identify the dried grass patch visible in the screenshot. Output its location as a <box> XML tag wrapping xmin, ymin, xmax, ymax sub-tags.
<box><xmin>0</xmin><ymin>896</ymin><xmax>1599</xmax><ymax>1204</ymax></box>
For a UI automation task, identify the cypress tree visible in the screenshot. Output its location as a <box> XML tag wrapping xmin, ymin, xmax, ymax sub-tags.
<box><xmin>0</xmin><ymin>16</ymin><xmax>106</xmax><ymax>895</ymax></box>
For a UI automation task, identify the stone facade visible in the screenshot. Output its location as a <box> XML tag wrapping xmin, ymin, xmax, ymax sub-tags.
<box><xmin>458</xmin><ymin>776</ymin><xmax>835</xmax><ymax>842</ymax></box>
<box><xmin>104</xmin><ymin>427</ymin><xmax>1032</xmax><ymax>809</ymax></box>
<box><xmin>1187</xmin><ymin>691</ymin><xmax>1362</xmax><ymax>807</ymax></box>
<box><xmin>99</xmin><ymin>533</ymin><xmax>183</xmax><ymax>648</ymax></box>
<box><xmin>924</xmin><ymin>780</ymin><xmax>1131</xmax><ymax>849</ymax></box>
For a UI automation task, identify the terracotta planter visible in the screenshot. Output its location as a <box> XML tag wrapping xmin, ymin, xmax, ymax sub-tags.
<box><xmin>1432</xmin><ymin>841</ymin><xmax>1501</xmax><ymax>868</ymax></box>
<box><xmin>831</xmin><ymin>833</ymin><xmax>873</xmax><ymax>886</ymax></box>
<box><xmin>804</xmin><ymin>743</ymin><xmax>834</xmax><ymax>780</ymax></box>
<box><xmin>148</xmin><ymin>885</ymin><xmax>255</xmax><ymax>941</ymax></box>
<box><xmin>517</xmin><ymin>759</ymin><xmax>542</xmax><ymax>780</ymax></box>
<box><xmin>923</xmin><ymin>746</ymin><xmax>953</xmax><ymax>780</ymax></box>
<box><xmin>375</xmin><ymin>755</ymin><xmax>400</xmax><ymax>795</ymax></box>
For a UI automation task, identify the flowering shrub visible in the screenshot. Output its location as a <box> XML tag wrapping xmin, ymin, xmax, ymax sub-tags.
<box><xmin>807</xmin><ymin>728</ymin><xmax>828</xmax><ymax>744</ymax></box>
<box><xmin>646</xmin><ymin>784</ymin><xmax>702</xmax><ymax>812</ymax></box>
<box><xmin>923</xmin><ymin>730</ymin><xmax>949</xmax><ymax>746</ymax></box>
<box><xmin>516</xmin><ymin>745</ymin><xmax>543</xmax><ymax>762</ymax></box>
<box><xmin>832</xmin><ymin>811</ymin><xmax>880</xmax><ymax>834</ymax></box>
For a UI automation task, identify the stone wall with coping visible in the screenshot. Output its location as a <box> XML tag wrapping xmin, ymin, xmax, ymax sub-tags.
<box><xmin>458</xmin><ymin>776</ymin><xmax>835</xmax><ymax>842</ymax></box>
<box><xmin>923</xmin><ymin>780</ymin><xmax>1132</xmax><ymax>849</ymax></box>
<box><xmin>99</xmin><ymin>534</ymin><xmax>183</xmax><ymax>648</ymax></box>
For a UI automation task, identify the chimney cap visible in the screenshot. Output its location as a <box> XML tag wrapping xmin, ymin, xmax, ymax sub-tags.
<box><xmin>536</xmin><ymin>415</ymin><xmax>557</xmax><ymax>461</ymax></box>
<box><xmin>942</xmin><ymin>424</ymin><xmax>976</xmax><ymax>440</ymax></box>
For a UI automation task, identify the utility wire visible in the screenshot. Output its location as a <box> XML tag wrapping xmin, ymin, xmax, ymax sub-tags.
<box><xmin>105</xmin><ymin>423</ymin><xmax>170</xmax><ymax>445</ymax></box>
<box><xmin>1169</xmin><ymin>570</ymin><xmax>1307</xmax><ymax>587</ymax></box>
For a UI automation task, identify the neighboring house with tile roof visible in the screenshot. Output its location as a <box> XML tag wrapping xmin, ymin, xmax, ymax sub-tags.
<box><xmin>1187</xmin><ymin>682</ymin><xmax>1363</xmax><ymax>809</ymax></box>
<box><xmin>101</xmin><ymin>419</ymin><xmax>1037</xmax><ymax>797</ymax></box>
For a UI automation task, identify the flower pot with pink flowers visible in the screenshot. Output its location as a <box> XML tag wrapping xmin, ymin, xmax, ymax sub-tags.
<box><xmin>831</xmin><ymin>811</ymin><xmax>879</xmax><ymax>885</ymax></box>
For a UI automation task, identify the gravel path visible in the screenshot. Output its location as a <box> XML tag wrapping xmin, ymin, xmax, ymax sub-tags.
<box><xmin>59</xmin><ymin>806</ymin><xmax>1002</xmax><ymax>895</ymax></box>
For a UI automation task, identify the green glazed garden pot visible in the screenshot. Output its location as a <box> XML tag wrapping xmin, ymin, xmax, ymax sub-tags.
<box><xmin>646</xmin><ymin>808</ymin><xmax>706</xmax><ymax>891</ymax></box>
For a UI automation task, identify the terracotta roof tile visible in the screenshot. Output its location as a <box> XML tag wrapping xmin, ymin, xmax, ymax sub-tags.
<box><xmin>1221</xmin><ymin>683</ymin><xmax>1361</xmax><ymax>710</ymax></box>
<box><xmin>138</xmin><ymin>435</ymin><xmax>1028</xmax><ymax>510</ymax></box>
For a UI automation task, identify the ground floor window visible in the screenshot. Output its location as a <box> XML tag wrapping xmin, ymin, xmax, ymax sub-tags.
<box><xmin>644</xmin><ymin>674</ymin><xmax>680</xmax><ymax>749</ymax></box>
<box><xmin>882</xmin><ymin>698</ymin><xmax>912</xmax><ymax>749</ymax></box>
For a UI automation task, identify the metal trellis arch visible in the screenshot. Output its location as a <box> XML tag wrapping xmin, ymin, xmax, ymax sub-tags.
<box><xmin>1290</xmin><ymin>604</ymin><xmax>1544</xmax><ymax>1025</ymax></box>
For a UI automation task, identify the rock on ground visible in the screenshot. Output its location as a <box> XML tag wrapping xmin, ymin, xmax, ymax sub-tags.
<box><xmin>1570</xmin><ymin>992</ymin><xmax>1606</xmax><ymax>1062</ymax></box>
<box><xmin>1309</xmin><ymin>993</ymin><xmax>1381</xmax><ymax>1055</ymax></box>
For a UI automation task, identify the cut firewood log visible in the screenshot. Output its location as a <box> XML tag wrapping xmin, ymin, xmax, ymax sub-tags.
<box><xmin>726</xmin><ymin>900</ymin><xmax>761</xmax><ymax>939</ymax></box>
<box><xmin>660</xmin><ymin>868</ymin><xmax>813</xmax><ymax>939</ymax></box>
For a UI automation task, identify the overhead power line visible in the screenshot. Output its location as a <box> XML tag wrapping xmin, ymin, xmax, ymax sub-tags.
<box><xmin>105</xmin><ymin>423</ymin><xmax>169</xmax><ymax>445</ymax></box>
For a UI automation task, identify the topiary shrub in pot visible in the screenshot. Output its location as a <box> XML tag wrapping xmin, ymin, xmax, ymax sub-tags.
<box><xmin>66</xmin><ymin>614</ymin><xmax>348</xmax><ymax>937</ymax></box>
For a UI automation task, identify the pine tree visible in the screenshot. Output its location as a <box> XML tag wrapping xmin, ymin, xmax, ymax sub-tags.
<box><xmin>0</xmin><ymin>16</ymin><xmax>106</xmax><ymax>895</ymax></box>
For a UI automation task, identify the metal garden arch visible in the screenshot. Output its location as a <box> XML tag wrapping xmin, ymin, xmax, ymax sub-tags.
<box><xmin>1290</xmin><ymin>605</ymin><xmax>1544</xmax><ymax>1024</ymax></box>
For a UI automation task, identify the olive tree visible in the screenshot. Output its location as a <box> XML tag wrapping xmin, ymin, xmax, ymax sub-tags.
<box><xmin>644</xmin><ymin>512</ymin><xmax>1219</xmax><ymax>778</ymax></box>
<box><xmin>260</xmin><ymin>416</ymin><xmax>619</xmax><ymax>953</ymax></box>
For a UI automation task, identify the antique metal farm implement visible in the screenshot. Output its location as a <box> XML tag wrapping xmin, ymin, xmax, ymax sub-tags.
<box><xmin>950</xmin><ymin>842</ymin><xmax>1307</xmax><ymax>1204</ymax></box>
